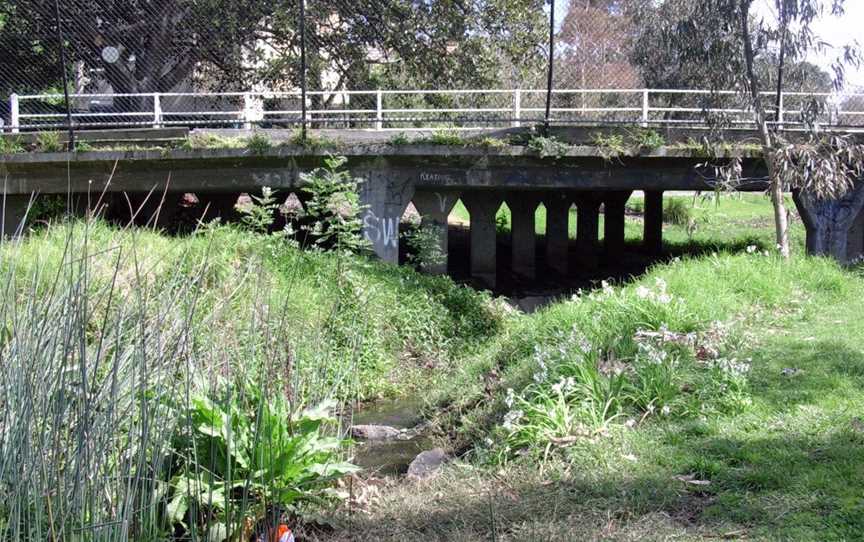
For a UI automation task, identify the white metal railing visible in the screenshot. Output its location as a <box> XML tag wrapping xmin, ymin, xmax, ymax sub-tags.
<box><xmin>5</xmin><ymin>88</ymin><xmax>864</xmax><ymax>133</ymax></box>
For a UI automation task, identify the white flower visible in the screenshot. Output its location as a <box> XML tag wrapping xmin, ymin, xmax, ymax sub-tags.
<box><xmin>746</xmin><ymin>245</ymin><xmax>758</xmax><ymax>254</ymax></box>
<box><xmin>661</xmin><ymin>405</ymin><xmax>671</xmax><ymax>416</ymax></box>
<box><xmin>504</xmin><ymin>388</ymin><xmax>515</xmax><ymax>408</ymax></box>
<box><xmin>636</xmin><ymin>285</ymin><xmax>652</xmax><ymax>299</ymax></box>
<box><xmin>502</xmin><ymin>409</ymin><xmax>524</xmax><ymax>430</ymax></box>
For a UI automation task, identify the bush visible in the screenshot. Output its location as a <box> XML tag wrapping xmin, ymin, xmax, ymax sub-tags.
<box><xmin>664</xmin><ymin>198</ymin><xmax>692</xmax><ymax>225</ymax></box>
<box><xmin>167</xmin><ymin>387</ymin><xmax>357</xmax><ymax>539</ymax></box>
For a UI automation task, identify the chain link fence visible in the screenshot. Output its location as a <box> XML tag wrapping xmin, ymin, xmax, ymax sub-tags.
<box><xmin>1</xmin><ymin>0</ymin><xmax>861</xmax><ymax>137</ymax></box>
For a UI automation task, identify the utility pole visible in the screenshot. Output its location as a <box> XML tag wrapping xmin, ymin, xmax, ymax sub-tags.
<box><xmin>53</xmin><ymin>0</ymin><xmax>75</xmax><ymax>150</ymax></box>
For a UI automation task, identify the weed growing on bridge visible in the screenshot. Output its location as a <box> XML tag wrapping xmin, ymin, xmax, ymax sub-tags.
<box><xmin>182</xmin><ymin>131</ymin><xmax>246</xmax><ymax>150</ymax></box>
<box><xmin>0</xmin><ymin>135</ymin><xmax>24</xmax><ymax>154</ymax></box>
<box><xmin>420</xmin><ymin>129</ymin><xmax>467</xmax><ymax>146</ymax></box>
<box><xmin>628</xmin><ymin>128</ymin><xmax>666</xmax><ymax>150</ymax></box>
<box><xmin>247</xmin><ymin>132</ymin><xmax>274</xmax><ymax>155</ymax></box>
<box><xmin>290</xmin><ymin>129</ymin><xmax>340</xmax><ymax>150</ymax></box>
<box><xmin>527</xmin><ymin>134</ymin><xmax>570</xmax><ymax>158</ymax></box>
<box><xmin>591</xmin><ymin>131</ymin><xmax>629</xmax><ymax>160</ymax></box>
<box><xmin>35</xmin><ymin>131</ymin><xmax>63</xmax><ymax>152</ymax></box>
<box><xmin>387</xmin><ymin>132</ymin><xmax>411</xmax><ymax>146</ymax></box>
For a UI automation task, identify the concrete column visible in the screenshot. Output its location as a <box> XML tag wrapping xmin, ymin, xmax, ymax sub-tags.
<box><xmin>507</xmin><ymin>192</ymin><xmax>541</xmax><ymax>280</ymax></box>
<box><xmin>359</xmin><ymin>159</ymin><xmax>415</xmax><ymax>264</ymax></box>
<box><xmin>545</xmin><ymin>193</ymin><xmax>572</xmax><ymax>276</ymax></box>
<box><xmin>794</xmin><ymin>183</ymin><xmax>864</xmax><ymax>265</ymax></box>
<box><xmin>849</xmin><ymin>205</ymin><xmax>864</xmax><ymax>263</ymax></box>
<box><xmin>2</xmin><ymin>194</ymin><xmax>31</xmax><ymax>237</ymax></box>
<box><xmin>604</xmin><ymin>191</ymin><xmax>632</xmax><ymax>262</ymax></box>
<box><xmin>411</xmin><ymin>189</ymin><xmax>461</xmax><ymax>275</ymax></box>
<box><xmin>462</xmin><ymin>191</ymin><xmax>503</xmax><ymax>289</ymax></box>
<box><xmin>574</xmin><ymin>193</ymin><xmax>602</xmax><ymax>270</ymax></box>
<box><xmin>643</xmin><ymin>190</ymin><xmax>664</xmax><ymax>254</ymax></box>
<box><xmin>197</xmin><ymin>193</ymin><xmax>242</xmax><ymax>222</ymax></box>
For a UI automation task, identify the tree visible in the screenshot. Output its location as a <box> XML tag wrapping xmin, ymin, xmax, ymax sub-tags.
<box><xmin>628</xmin><ymin>0</ymin><xmax>863</xmax><ymax>259</ymax></box>
<box><xmin>1</xmin><ymin>0</ymin><xmax>546</xmax><ymax>113</ymax></box>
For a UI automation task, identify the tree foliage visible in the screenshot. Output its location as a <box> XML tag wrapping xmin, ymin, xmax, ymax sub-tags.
<box><xmin>0</xmin><ymin>0</ymin><xmax>547</xmax><ymax>99</ymax></box>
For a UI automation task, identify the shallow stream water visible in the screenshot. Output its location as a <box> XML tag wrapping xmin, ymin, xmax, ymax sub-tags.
<box><xmin>347</xmin><ymin>397</ymin><xmax>433</xmax><ymax>476</ymax></box>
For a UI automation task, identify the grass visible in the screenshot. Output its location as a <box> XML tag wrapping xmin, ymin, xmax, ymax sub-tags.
<box><xmin>315</xmin><ymin>253</ymin><xmax>864</xmax><ymax>541</ymax></box>
<box><xmin>4</xmin><ymin>192</ymin><xmax>862</xmax><ymax>540</ymax></box>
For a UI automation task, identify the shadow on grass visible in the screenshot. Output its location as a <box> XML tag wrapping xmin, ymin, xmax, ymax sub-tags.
<box><xmin>747</xmin><ymin>338</ymin><xmax>864</xmax><ymax>411</ymax></box>
<box><xmin>312</xmin><ymin>425</ymin><xmax>864</xmax><ymax>541</ymax></box>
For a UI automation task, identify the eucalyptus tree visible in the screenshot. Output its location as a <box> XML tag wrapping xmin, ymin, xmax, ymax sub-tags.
<box><xmin>628</xmin><ymin>0</ymin><xmax>863</xmax><ymax>259</ymax></box>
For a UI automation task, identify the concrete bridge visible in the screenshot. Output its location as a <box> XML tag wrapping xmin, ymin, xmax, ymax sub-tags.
<box><xmin>2</xmin><ymin>128</ymin><xmax>862</xmax><ymax>288</ymax></box>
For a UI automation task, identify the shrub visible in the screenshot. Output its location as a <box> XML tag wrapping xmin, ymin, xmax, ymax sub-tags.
<box><xmin>167</xmin><ymin>387</ymin><xmax>357</xmax><ymax>540</ymax></box>
<box><xmin>301</xmin><ymin>155</ymin><xmax>368</xmax><ymax>252</ymax></box>
<box><xmin>403</xmin><ymin>223</ymin><xmax>446</xmax><ymax>269</ymax></box>
<box><xmin>664</xmin><ymin>198</ymin><xmax>692</xmax><ymax>225</ymax></box>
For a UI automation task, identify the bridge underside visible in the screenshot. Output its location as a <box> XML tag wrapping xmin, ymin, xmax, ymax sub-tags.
<box><xmin>2</xmin><ymin>146</ymin><xmax>863</xmax><ymax>286</ymax></box>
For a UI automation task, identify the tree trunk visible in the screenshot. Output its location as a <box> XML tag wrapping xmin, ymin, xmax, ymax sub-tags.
<box><xmin>740</xmin><ymin>1</ymin><xmax>790</xmax><ymax>258</ymax></box>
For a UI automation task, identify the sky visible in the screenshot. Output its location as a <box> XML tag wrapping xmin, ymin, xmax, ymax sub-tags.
<box><xmin>754</xmin><ymin>0</ymin><xmax>864</xmax><ymax>89</ymax></box>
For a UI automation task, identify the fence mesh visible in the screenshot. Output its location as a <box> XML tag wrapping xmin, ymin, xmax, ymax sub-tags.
<box><xmin>0</xmin><ymin>0</ymin><xmax>861</xmax><ymax>134</ymax></box>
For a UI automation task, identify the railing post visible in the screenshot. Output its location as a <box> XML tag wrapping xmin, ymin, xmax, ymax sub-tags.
<box><xmin>243</xmin><ymin>92</ymin><xmax>253</xmax><ymax>130</ymax></box>
<box><xmin>513</xmin><ymin>89</ymin><xmax>522</xmax><ymax>128</ymax></box>
<box><xmin>376</xmin><ymin>89</ymin><xmax>383</xmax><ymax>131</ymax></box>
<box><xmin>641</xmin><ymin>89</ymin><xmax>649</xmax><ymax>128</ymax></box>
<box><xmin>777</xmin><ymin>91</ymin><xmax>784</xmax><ymax>130</ymax></box>
<box><xmin>10</xmin><ymin>94</ymin><xmax>19</xmax><ymax>133</ymax></box>
<box><xmin>153</xmin><ymin>93</ymin><xmax>163</xmax><ymax>129</ymax></box>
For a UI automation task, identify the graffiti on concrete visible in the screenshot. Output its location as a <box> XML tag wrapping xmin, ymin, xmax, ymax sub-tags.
<box><xmin>363</xmin><ymin>211</ymin><xmax>399</xmax><ymax>248</ymax></box>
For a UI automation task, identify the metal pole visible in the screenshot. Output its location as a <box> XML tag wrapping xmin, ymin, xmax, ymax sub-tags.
<box><xmin>544</xmin><ymin>0</ymin><xmax>555</xmax><ymax>135</ymax></box>
<box><xmin>53</xmin><ymin>0</ymin><xmax>75</xmax><ymax>150</ymax></box>
<box><xmin>299</xmin><ymin>0</ymin><xmax>308</xmax><ymax>141</ymax></box>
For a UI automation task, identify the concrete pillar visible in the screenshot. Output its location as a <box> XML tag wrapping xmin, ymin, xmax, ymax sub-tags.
<box><xmin>794</xmin><ymin>183</ymin><xmax>864</xmax><ymax>265</ymax></box>
<box><xmin>2</xmin><ymin>194</ymin><xmax>31</xmax><ymax>237</ymax></box>
<box><xmin>849</xmin><ymin>205</ymin><xmax>864</xmax><ymax>263</ymax></box>
<box><xmin>507</xmin><ymin>192</ymin><xmax>541</xmax><ymax>280</ymax></box>
<box><xmin>197</xmin><ymin>193</ymin><xmax>242</xmax><ymax>222</ymax></box>
<box><xmin>462</xmin><ymin>191</ymin><xmax>503</xmax><ymax>289</ymax></box>
<box><xmin>359</xmin><ymin>160</ymin><xmax>415</xmax><ymax>264</ymax></box>
<box><xmin>574</xmin><ymin>193</ymin><xmax>602</xmax><ymax>270</ymax></box>
<box><xmin>643</xmin><ymin>190</ymin><xmax>664</xmax><ymax>254</ymax></box>
<box><xmin>545</xmin><ymin>193</ymin><xmax>571</xmax><ymax>276</ymax></box>
<box><xmin>604</xmin><ymin>191</ymin><xmax>632</xmax><ymax>262</ymax></box>
<box><xmin>411</xmin><ymin>189</ymin><xmax>461</xmax><ymax>275</ymax></box>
